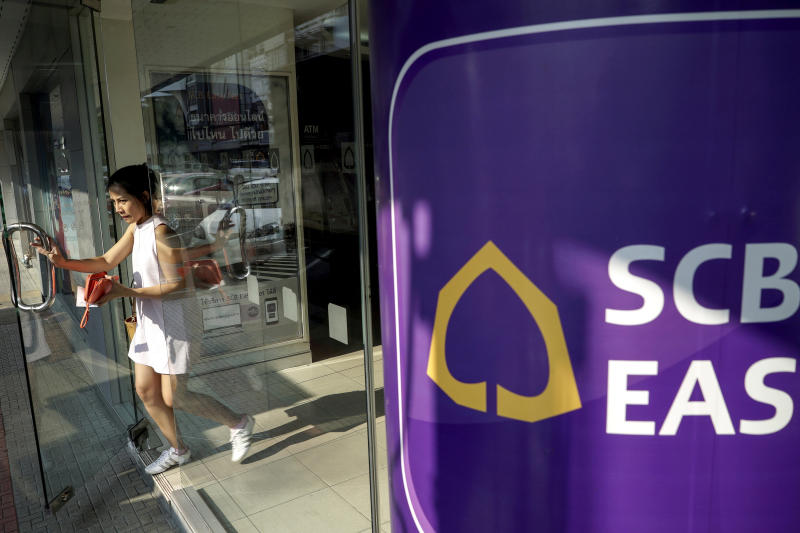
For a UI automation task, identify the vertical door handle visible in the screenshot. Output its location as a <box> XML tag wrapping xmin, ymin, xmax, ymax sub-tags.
<box><xmin>224</xmin><ymin>207</ymin><xmax>251</xmax><ymax>280</ymax></box>
<box><xmin>2</xmin><ymin>223</ymin><xmax>56</xmax><ymax>312</ymax></box>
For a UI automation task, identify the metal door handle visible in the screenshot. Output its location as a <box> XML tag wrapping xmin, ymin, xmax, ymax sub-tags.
<box><xmin>223</xmin><ymin>207</ymin><xmax>250</xmax><ymax>280</ymax></box>
<box><xmin>2</xmin><ymin>223</ymin><xmax>56</xmax><ymax>312</ymax></box>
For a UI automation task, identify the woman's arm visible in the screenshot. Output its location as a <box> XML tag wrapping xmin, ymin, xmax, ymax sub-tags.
<box><xmin>94</xmin><ymin>219</ymin><xmax>232</xmax><ymax>305</ymax></box>
<box><xmin>181</xmin><ymin>239</ymin><xmax>226</xmax><ymax>261</ymax></box>
<box><xmin>95</xmin><ymin>224</ymin><xmax>185</xmax><ymax>304</ymax></box>
<box><xmin>95</xmin><ymin>276</ymin><xmax>184</xmax><ymax>305</ymax></box>
<box><xmin>157</xmin><ymin>217</ymin><xmax>233</xmax><ymax>263</ymax></box>
<box><xmin>154</xmin><ymin>235</ymin><xmax>223</xmax><ymax>265</ymax></box>
<box><xmin>32</xmin><ymin>223</ymin><xmax>135</xmax><ymax>273</ymax></box>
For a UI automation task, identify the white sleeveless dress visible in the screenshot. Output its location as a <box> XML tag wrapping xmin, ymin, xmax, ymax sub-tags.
<box><xmin>128</xmin><ymin>216</ymin><xmax>190</xmax><ymax>374</ymax></box>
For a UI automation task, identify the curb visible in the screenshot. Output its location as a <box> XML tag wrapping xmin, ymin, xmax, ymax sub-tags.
<box><xmin>126</xmin><ymin>442</ymin><xmax>225</xmax><ymax>532</ymax></box>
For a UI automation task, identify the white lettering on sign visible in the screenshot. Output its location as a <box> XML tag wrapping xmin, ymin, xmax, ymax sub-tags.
<box><xmin>187</xmin><ymin>126</ymin><xmax>267</xmax><ymax>142</ymax></box>
<box><xmin>607</xmin><ymin>360</ymin><xmax>658</xmax><ymax>435</ymax></box>
<box><xmin>673</xmin><ymin>243</ymin><xmax>732</xmax><ymax>325</ymax></box>
<box><xmin>605</xmin><ymin>243</ymin><xmax>800</xmax><ymax>325</ymax></box>
<box><xmin>606</xmin><ymin>358</ymin><xmax>797</xmax><ymax>436</ymax></box>
<box><xmin>740</xmin><ymin>357</ymin><xmax>797</xmax><ymax>435</ymax></box>
<box><xmin>603</xmin><ymin>244</ymin><xmax>800</xmax><ymax>436</ymax></box>
<box><xmin>741</xmin><ymin>244</ymin><xmax>800</xmax><ymax>323</ymax></box>
<box><xmin>605</xmin><ymin>245</ymin><xmax>665</xmax><ymax>326</ymax></box>
<box><xmin>189</xmin><ymin>111</ymin><xmax>265</xmax><ymax>124</ymax></box>
<box><xmin>659</xmin><ymin>360</ymin><xmax>735</xmax><ymax>436</ymax></box>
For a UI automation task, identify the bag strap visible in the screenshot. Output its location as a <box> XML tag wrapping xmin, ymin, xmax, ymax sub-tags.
<box><xmin>127</xmin><ymin>279</ymin><xmax>137</xmax><ymax>321</ymax></box>
<box><xmin>80</xmin><ymin>273</ymin><xmax>115</xmax><ymax>329</ymax></box>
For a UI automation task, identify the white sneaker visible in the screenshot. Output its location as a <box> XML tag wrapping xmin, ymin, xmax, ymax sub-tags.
<box><xmin>145</xmin><ymin>447</ymin><xmax>191</xmax><ymax>475</ymax></box>
<box><xmin>230</xmin><ymin>415</ymin><xmax>255</xmax><ymax>463</ymax></box>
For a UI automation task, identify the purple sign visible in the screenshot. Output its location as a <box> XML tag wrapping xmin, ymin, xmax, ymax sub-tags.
<box><xmin>369</xmin><ymin>5</ymin><xmax>800</xmax><ymax>532</ymax></box>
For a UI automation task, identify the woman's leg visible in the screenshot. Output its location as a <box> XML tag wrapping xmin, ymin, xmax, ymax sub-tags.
<box><xmin>164</xmin><ymin>373</ymin><xmax>241</xmax><ymax>428</ymax></box>
<box><xmin>165</xmin><ymin>374</ymin><xmax>254</xmax><ymax>462</ymax></box>
<box><xmin>134</xmin><ymin>363</ymin><xmax>182</xmax><ymax>449</ymax></box>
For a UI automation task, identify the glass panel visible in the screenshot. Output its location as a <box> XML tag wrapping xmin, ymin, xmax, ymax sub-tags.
<box><xmin>147</xmin><ymin>69</ymin><xmax>303</xmax><ymax>353</ymax></box>
<box><xmin>129</xmin><ymin>0</ymin><xmax>382</xmax><ymax>530</ymax></box>
<box><xmin>76</xmin><ymin>10</ymin><xmax>138</xmax><ymax>422</ymax></box>
<box><xmin>0</xmin><ymin>5</ymin><xmax>135</xmax><ymax>509</ymax></box>
<box><xmin>353</xmin><ymin>0</ymin><xmax>391</xmax><ymax>525</ymax></box>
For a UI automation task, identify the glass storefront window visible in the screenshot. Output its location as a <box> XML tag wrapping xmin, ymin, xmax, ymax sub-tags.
<box><xmin>127</xmin><ymin>0</ymin><xmax>387</xmax><ymax>530</ymax></box>
<box><xmin>147</xmin><ymin>68</ymin><xmax>304</xmax><ymax>356</ymax></box>
<box><xmin>0</xmin><ymin>2</ymin><xmax>136</xmax><ymax>510</ymax></box>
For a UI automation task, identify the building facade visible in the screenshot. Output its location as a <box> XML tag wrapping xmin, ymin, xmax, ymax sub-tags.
<box><xmin>4</xmin><ymin>1</ymin><xmax>800</xmax><ymax>532</ymax></box>
<box><xmin>0</xmin><ymin>0</ymin><xmax>385</xmax><ymax>530</ymax></box>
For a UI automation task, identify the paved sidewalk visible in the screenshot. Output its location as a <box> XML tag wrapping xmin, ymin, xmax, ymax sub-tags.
<box><xmin>0</xmin><ymin>308</ymin><xmax>179</xmax><ymax>532</ymax></box>
<box><xmin>0</xmin><ymin>408</ymin><xmax>19</xmax><ymax>533</ymax></box>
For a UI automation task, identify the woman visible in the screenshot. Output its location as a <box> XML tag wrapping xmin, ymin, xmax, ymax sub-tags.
<box><xmin>32</xmin><ymin>164</ymin><xmax>254</xmax><ymax>474</ymax></box>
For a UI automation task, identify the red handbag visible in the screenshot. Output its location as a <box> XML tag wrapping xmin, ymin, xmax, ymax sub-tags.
<box><xmin>179</xmin><ymin>259</ymin><xmax>223</xmax><ymax>286</ymax></box>
<box><xmin>80</xmin><ymin>272</ymin><xmax>117</xmax><ymax>328</ymax></box>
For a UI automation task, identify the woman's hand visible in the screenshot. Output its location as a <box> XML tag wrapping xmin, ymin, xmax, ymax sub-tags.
<box><xmin>213</xmin><ymin>216</ymin><xmax>236</xmax><ymax>252</ymax></box>
<box><xmin>30</xmin><ymin>237</ymin><xmax>64</xmax><ymax>267</ymax></box>
<box><xmin>94</xmin><ymin>277</ymin><xmax>126</xmax><ymax>306</ymax></box>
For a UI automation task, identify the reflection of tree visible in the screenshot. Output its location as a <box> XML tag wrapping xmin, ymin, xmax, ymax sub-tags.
<box><xmin>174</xmin><ymin>105</ymin><xmax>186</xmax><ymax>136</ymax></box>
<box><xmin>154</xmin><ymin>97</ymin><xmax>186</xmax><ymax>144</ymax></box>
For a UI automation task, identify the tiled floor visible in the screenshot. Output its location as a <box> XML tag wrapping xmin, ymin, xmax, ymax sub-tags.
<box><xmin>155</xmin><ymin>350</ymin><xmax>391</xmax><ymax>532</ymax></box>
<box><xmin>0</xmin><ymin>406</ymin><xmax>18</xmax><ymax>533</ymax></box>
<box><xmin>1</xmin><ymin>249</ymin><xmax>392</xmax><ymax>532</ymax></box>
<box><xmin>0</xmin><ymin>307</ymin><xmax>178</xmax><ymax>532</ymax></box>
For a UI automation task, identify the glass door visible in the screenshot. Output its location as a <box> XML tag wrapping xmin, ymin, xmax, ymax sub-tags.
<box><xmin>128</xmin><ymin>0</ymin><xmax>388</xmax><ymax>530</ymax></box>
<box><xmin>0</xmin><ymin>4</ymin><xmax>136</xmax><ymax>512</ymax></box>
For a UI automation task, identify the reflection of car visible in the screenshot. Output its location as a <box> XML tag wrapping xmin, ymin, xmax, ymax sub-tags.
<box><xmin>161</xmin><ymin>172</ymin><xmax>233</xmax><ymax>237</ymax></box>
<box><xmin>229</xmin><ymin>158</ymin><xmax>278</xmax><ymax>183</ymax></box>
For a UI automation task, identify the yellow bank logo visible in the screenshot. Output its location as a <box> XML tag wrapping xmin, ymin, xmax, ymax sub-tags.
<box><xmin>427</xmin><ymin>241</ymin><xmax>582</xmax><ymax>423</ymax></box>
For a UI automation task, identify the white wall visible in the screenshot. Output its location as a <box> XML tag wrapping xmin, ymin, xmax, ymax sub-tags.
<box><xmin>96</xmin><ymin>1</ymin><xmax>148</xmax><ymax>168</ymax></box>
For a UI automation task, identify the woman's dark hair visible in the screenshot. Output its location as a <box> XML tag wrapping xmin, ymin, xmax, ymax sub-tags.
<box><xmin>106</xmin><ymin>164</ymin><xmax>160</xmax><ymax>215</ymax></box>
